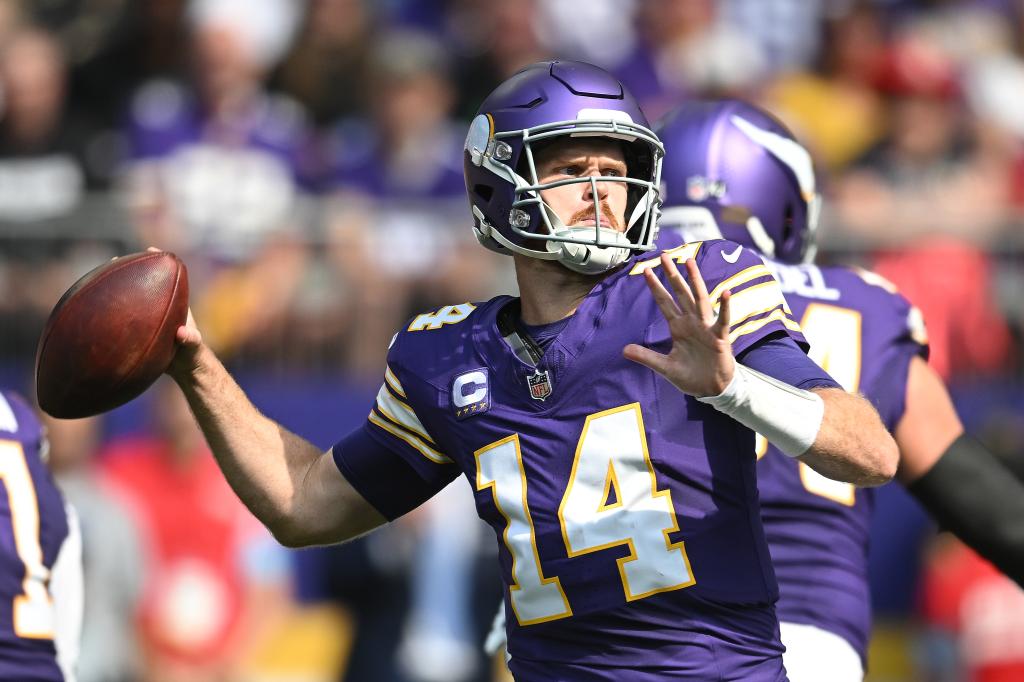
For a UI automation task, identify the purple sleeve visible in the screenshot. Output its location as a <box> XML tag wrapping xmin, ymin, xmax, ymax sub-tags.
<box><xmin>738</xmin><ymin>334</ymin><xmax>841</xmax><ymax>391</ymax></box>
<box><xmin>870</xmin><ymin>341</ymin><xmax>923</xmax><ymax>429</ymax></box>
<box><xmin>862</xmin><ymin>293</ymin><xmax>929</xmax><ymax>430</ymax></box>
<box><xmin>332</xmin><ymin>425</ymin><xmax>459</xmax><ymax>521</ymax></box>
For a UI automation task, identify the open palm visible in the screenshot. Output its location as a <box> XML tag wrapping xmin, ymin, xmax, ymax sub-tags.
<box><xmin>623</xmin><ymin>255</ymin><xmax>735</xmax><ymax>398</ymax></box>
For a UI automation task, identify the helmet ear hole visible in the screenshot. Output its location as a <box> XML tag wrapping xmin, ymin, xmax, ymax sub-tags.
<box><xmin>782</xmin><ymin>204</ymin><xmax>794</xmax><ymax>246</ymax></box>
<box><xmin>474</xmin><ymin>184</ymin><xmax>494</xmax><ymax>202</ymax></box>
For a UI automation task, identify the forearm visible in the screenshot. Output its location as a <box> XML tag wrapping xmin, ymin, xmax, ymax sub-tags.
<box><xmin>698</xmin><ymin>364</ymin><xmax>897</xmax><ymax>486</ymax></box>
<box><xmin>172</xmin><ymin>344</ymin><xmax>325</xmax><ymax>541</ymax></box>
<box><xmin>906</xmin><ymin>434</ymin><xmax>1024</xmax><ymax>587</ymax></box>
<box><xmin>799</xmin><ymin>387</ymin><xmax>898</xmax><ymax>487</ymax></box>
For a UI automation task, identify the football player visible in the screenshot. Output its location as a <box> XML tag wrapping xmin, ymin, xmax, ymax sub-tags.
<box><xmin>0</xmin><ymin>389</ymin><xmax>82</xmax><ymax>681</ymax></box>
<box><xmin>166</xmin><ymin>62</ymin><xmax>898</xmax><ymax>679</ymax></box>
<box><xmin>655</xmin><ymin>98</ymin><xmax>1024</xmax><ymax>682</ymax></box>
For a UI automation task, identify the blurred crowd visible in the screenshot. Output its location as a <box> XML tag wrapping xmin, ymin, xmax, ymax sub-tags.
<box><xmin>2</xmin><ymin>0</ymin><xmax>1024</xmax><ymax>681</ymax></box>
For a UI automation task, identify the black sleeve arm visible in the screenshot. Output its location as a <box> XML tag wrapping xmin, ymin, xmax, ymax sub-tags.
<box><xmin>907</xmin><ymin>433</ymin><xmax>1024</xmax><ymax>587</ymax></box>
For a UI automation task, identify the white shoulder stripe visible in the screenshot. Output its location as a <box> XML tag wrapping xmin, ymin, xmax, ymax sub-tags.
<box><xmin>375</xmin><ymin>385</ymin><xmax>435</xmax><ymax>445</ymax></box>
<box><xmin>730</xmin><ymin>309</ymin><xmax>802</xmax><ymax>343</ymax></box>
<box><xmin>708</xmin><ymin>264</ymin><xmax>772</xmax><ymax>303</ymax></box>
<box><xmin>723</xmin><ymin>280</ymin><xmax>793</xmax><ymax>326</ymax></box>
<box><xmin>384</xmin><ymin>366</ymin><xmax>407</xmax><ymax>398</ymax></box>
<box><xmin>368</xmin><ymin>411</ymin><xmax>452</xmax><ymax>465</ymax></box>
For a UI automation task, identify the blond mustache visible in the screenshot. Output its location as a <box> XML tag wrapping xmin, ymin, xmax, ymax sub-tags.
<box><xmin>569</xmin><ymin>201</ymin><xmax>620</xmax><ymax>229</ymax></box>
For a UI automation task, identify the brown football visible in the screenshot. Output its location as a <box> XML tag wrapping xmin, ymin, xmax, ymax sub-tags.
<box><xmin>35</xmin><ymin>251</ymin><xmax>189</xmax><ymax>419</ymax></box>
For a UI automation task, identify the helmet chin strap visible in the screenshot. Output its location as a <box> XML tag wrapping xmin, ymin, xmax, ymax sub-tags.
<box><xmin>539</xmin><ymin>202</ymin><xmax>632</xmax><ymax>275</ymax></box>
<box><xmin>546</xmin><ymin>225</ymin><xmax>632</xmax><ymax>275</ymax></box>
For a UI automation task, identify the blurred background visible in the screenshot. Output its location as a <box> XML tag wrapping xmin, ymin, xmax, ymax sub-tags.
<box><xmin>1</xmin><ymin>0</ymin><xmax>1023</xmax><ymax>680</ymax></box>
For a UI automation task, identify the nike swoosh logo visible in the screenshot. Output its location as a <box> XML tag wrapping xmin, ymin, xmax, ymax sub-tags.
<box><xmin>722</xmin><ymin>245</ymin><xmax>743</xmax><ymax>263</ymax></box>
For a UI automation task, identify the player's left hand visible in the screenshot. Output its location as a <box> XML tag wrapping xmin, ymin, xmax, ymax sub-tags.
<box><xmin>623</xmin><ymin>255</ymin><xmax>734</xmax><ymax>398</ymax></box>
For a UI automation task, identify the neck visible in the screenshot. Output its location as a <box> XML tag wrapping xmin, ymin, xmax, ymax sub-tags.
<box><xmin>513</xmin><ymin>254</ymin><xmax>608</xmax><ymax>325</ymax></box>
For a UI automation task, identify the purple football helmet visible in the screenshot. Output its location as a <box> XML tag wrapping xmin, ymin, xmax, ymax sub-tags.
<box><xmin>656</xmin><ymin>100</ymin><xmax>821</xmax><ymax>264</ymax></box>
<box><xmin>464</xmin><ymin>61</ymin><xmax>664</xmax><ymax>274</ymax></box>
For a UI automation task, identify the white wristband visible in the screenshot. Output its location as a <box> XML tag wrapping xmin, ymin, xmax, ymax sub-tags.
<box><xmin>697</xmin><ymin>363</ymin><xmax>824</xmax><ymax>457</ymax></box>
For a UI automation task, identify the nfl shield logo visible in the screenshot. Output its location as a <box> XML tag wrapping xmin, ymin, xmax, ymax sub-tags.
<box><xmin>686</xmin><ymin>176</ymin><xmax>708</xmax><ymax>201</ymax></box>
<box><xmin>528</xmin><ymin>369</ymin><xmax>552</xmax><ymax>401</ymax></box>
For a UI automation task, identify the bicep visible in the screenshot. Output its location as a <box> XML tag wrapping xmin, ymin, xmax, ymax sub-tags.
<box><xmin>895</xmin><ymin>355</ymin><xmax>964</xmax><ymax>483</ymax></box>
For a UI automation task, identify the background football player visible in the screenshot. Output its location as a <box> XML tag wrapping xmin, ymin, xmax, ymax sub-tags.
<box><xmin>655</xmin><ymin>98</ymin><xmax>1024</xmax><ymax>682</ymax></box>
<box><xmin>0</xmin><ymin>389</ymin><xmax>82</xmax><ymax>682</ymax></box>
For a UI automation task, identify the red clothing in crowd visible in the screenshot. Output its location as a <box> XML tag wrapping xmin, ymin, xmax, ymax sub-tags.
<box><xmin>921</xmin><ymin>539</ymin><xmax>1024</xmax><ymax>682</ymax></box>
<box><xmin>101</xmin><ymin>437</ymin><xmax>264</xmax><ymax>666</ymax></box>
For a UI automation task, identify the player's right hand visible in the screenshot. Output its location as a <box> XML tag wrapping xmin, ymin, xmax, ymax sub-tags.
<box><xmin>623</xmin><ymin>255</ymin><xmax>735</xmax><ymax>398</ymax></box>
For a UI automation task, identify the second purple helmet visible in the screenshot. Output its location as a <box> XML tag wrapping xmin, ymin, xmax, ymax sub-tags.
<box><xmin>657</xmin><ymin>100</ymin><xmax>821</xmax><ymax>264</ymax></box>
<box><xmin>464</xmin><ymin>61</ymin><xmax>664</xmax><ymax>275</ymax></box>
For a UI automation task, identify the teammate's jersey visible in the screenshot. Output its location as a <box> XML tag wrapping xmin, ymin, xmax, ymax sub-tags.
<box><xmin>756</xmin><ymin>260</ymin><xmax>928</xmax><ymax>662</ymax></box>
<box><xmin>335</xmin><ymin>241</ymin><xmax>821</xmax><ymax>679</ymax></box>
<box><xmin>0</xmin><ymin>390</ymin><xmax>73</xmax><ymax>681</ymax></box>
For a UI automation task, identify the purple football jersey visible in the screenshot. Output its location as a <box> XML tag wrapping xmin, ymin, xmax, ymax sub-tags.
<box><xmin>0</xmin><ymin>391</ymin><xmax>70</xmax><ymax>681</ymax></box>
<box><xmin>336</xmin><ymin>241</ymin><xmax>815</xmax><ymax>679</ymax></box>
<box><xmin>756</xmin><ymin>261</ymin><xmax>928</xmax><ymax>662</ymax></box>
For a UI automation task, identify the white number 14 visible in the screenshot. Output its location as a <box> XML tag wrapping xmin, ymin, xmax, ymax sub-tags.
<box><xmin>475</xmin><ymin>403</ymin><xmax>695</xmax><ymax>626</ymax></box>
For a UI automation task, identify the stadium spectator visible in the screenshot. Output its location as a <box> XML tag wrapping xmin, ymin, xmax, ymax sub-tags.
<box><xmin>721</xmin><ymin>0</ymin><xmax>830</xmax><ymax>75</ymax></box>
<box><xmin>920</xmin><ymin>535</ymin><xmax>1024</xmax><ymax>682</ymax></box>
<box><xmin>120</xmin><ymin>0</ymin><xmax>316</xmax><ymax>362</ymax></box>
<box><xmin>611</xmin><ymin>0</ymin><xmax>766</xmax><ymax>119</ymax></box>
<box><xmin>323</xmin><ymin>28</ymin><xmax>501</xmax><ymax>371</ymax></box>
<box><xmin>121</xmin><ymin>0</ymin><xmax>309</xmax><ymax>262</ymax></box>
<box><xmin>872</xmin><ymin>241</ymin><xmax>1014</xmax><ymax>381</ymax></box>
<box><xmin>271</xmin><ymin>0</ymin><xmax>377</xmax><ymax>126</ymax></box>
<box><xmin>397</xmin><ymin>482</ymin><xmax>489</xmax><ymax>682</ymax></box>
<box><xmin>447</xmin><ymin>0</ymin><xmax>548</xmax><ymax>121</ymax></box>
<box><xmin>760</xmin><ymin>2</ymin><xmax>889</xmax><ymax>172</ymax></box>
<box><xmin>100</xmin><ymin>379</ymin><xmax>292</xmax><ymax>682</ymax></box>
<box><xmin>0</xmin><ymin>26</ymin><xmax>111</xmax><ymax>223</ymax></box>
<box><xmin>832</xmin><ymin>33</ymin><xmax>1011</xmax><ymax>245</ymax></box>
<box><xmin>44</xmin><ymin>412</ymin><xmax>144</xmax><ymax>682</ymax></box>
<box><xmin>0</xmin><ymin>24</ymin><xmax>123</xmax><ymax>369</ymax></box>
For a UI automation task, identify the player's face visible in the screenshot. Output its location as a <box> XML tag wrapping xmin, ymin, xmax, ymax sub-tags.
<box><xmin>533</xmin><ymin>139</ymin><xmax>629</xmax><ymax>232</ymax></box>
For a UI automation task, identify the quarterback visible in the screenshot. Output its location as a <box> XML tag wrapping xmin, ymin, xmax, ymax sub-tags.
<box><xmin>166</xmin><ymin>62</ymin><xmax>897</xmax><ymax>679</ymax></box>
